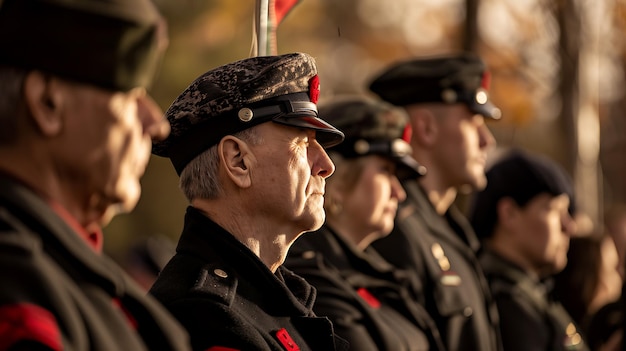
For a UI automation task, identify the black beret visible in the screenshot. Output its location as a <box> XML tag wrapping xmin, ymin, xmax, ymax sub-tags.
<box><xmin>469</xmin><ymin>149</ymin><xmax>575</xmax><ymax>239</ymax></box>
<box><xmin>152</xmin><ymin>53</ymin><xmax>345</xmax><ymax>175</ymax></box>
<box><xmin>369</xmin><ymin>52</ymin><xmax>502</xmax><ymax>120</ymax></box>
<box><xmin>0</xmin><ymin>0</ymin><xmax>167</xmax><ymax>91</ymax></box>
<box><xmin>320</xmin><ymin>97</ymin><xmax>426</xmax><ymax>180</ymax></box>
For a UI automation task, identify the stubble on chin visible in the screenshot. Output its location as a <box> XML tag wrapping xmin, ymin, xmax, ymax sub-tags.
<box><xmin>307</xmin><ymin>198</ymin><xmax>326</xmax><ymax>232</ymax></box>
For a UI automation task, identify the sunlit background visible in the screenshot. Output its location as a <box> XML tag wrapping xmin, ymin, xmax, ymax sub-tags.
<box><xmin>104</xmin><ymin>0</ymin><xmax>626</xmax><ymax>270</ymax></box>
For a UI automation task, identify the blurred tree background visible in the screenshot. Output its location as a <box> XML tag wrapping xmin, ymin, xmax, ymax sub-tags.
<box><xmin>104</xmin><ymin>0</ymin><xmax>626</xmax><ymax>266</ymax></box>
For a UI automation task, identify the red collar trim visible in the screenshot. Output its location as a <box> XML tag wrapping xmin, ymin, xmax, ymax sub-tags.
<box><xmin>47</xmin><ymin>200</ymin><xmax>103</xmax><ymax>253</ymax></box>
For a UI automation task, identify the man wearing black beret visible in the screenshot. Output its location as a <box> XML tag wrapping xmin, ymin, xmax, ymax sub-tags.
<box><xmin>149</xmin><ymin>52</ymin><xmax>349</xmax><ymax>351</ymax></box>
<box><xmin>369</xmin><ymin>52</ymin><xmax>503</xmax><ymax>351</ymax></box>
<box><xmin>469</xmin><ymin>149</ymin><xmax>589</xmax><ymax>351</ymax></box>
<box><xmin>0</xmin><ymin>0</ymin><xmax>190</xmax><ymax>349</ymax></box>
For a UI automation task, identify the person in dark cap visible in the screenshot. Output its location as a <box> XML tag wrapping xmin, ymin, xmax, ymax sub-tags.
<box><xmin>368</xmin><ymin>52</ymin><xmax>503</xmax><ymax>351</ymax></box>
<box><xmin>149</xmin><ymin>52</ymin><xmax>349</xmax><ymax>351</ymax></box>
<box><xmin>0</xmin><ymin>0</ymin><xmax>191</xmax><ymax>350</ymax></box>
<box><xmin>285</xmin><ymin>96</ymin><xmax>446</xmax><ymax>351</ymax></box>
<box><xmin>468</xmin><ymin>149</ymin><xmax>589</xmax><ymax>351</ymax></box>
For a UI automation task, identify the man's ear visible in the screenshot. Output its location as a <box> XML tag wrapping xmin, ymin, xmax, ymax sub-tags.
<box><xmin>407</xmin><ymin>106</ymin><xmax>437</xmax><ymax>148</ymax></box>
<box><xmin>23</xmin><ymin>71</ymin><xmax>63</xmax><ymax>137</ymax></box>
<box><xmin>218</xmin><ymin>136</ymin><xmax>252</xmax><ymax>189</ymax></box>
<box><xmin>496</xmin><ymin>197</ymin><xmax>519</xmax><ymax>230</ymax></box>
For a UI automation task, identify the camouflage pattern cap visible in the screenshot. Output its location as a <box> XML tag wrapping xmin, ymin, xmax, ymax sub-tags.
<box><xmin>321</xmin><ymin>96</ymin><xmax>426</xmax><ymax>180</ymax></box>
<box><xmin>369</xmin><ymin>52</ymin><xmax>502</xmax><ymax>120</ymax></box>
<box><xmin>0</xmin><ymin>0</ymin><xmax>167</xmax><ymax>91</ymax></box>
<box><xmin>152</xmin><ymin>52</ymin><xmax>345</xmax><ymax>175</ymax></box>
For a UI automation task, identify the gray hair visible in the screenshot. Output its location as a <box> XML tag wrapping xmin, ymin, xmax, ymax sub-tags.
<box><xmin>179</xmin><ymin>127</ymin><xmax>262</xmax><ymax>201</ymax></box>
<box><xmin>0</xmin><ymin>65</ymin><xmax>27</xmax><ymax>145</ymax></box>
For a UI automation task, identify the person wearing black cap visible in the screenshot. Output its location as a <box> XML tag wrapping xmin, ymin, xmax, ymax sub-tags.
<box><xmin>468</xmin><ymin>149</ymin><xmax>589</xmax><ymax>351</ymax></box>
<box><xmin>0</xmin><ymin>0</ymin><xmax>190</xmax><ymax>350</ymax></box>
<box><xmin>149</xmin><ymin>52</ymin><xmax>349</xmax><ymax>351</ymax></box>
<box><xmin>368</xmin><ymin>52</ymin><xmax>503</xmax><ymax>351</ymax></box>
<box><xmin>285</xmin><ymin>96</ymin><xmax>446</xmax><ymax>351</ymax></box>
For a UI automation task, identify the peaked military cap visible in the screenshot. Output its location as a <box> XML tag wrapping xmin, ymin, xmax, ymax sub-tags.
<box><xmin>321</xmin><ymin>97</ymin><xmax>426</xmax><ymax>180</ymax></box>
<box><xmin>0</xmin><ymin>0</ymin><xmax>167</xmax><ymax>91</ymax></box>
<box><xmin>369</xmin><ymin>52</ymin><xmax>502</xmax><ymax>120</ymax></box>
<box><xmin>469</xmin><ymin>149</ymin><xmax>575</xmax><ymax>239</ymax></box>
<box><xmin>152</xmin><ymin>52</ymin><xmax>345</xmax><ymax>175</ymax></box>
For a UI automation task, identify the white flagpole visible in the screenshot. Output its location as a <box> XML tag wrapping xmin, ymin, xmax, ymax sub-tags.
<box><xmin>256</xmin><ymin>0</ymin><xmax>269</xmax><ymax>56</ymax></box>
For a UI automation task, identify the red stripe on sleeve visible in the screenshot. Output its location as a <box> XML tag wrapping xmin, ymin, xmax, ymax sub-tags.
<box><xmin>0</xmin><ymin>303</ymin><xmax>62</xmax><ymax>351</ymax></box>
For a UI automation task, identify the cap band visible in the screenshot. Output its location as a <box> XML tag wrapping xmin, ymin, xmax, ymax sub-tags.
<box><xmin>239</xmin><ymin>100</ymin><xmax>318</xmax><ymax>122</ymax></box>
<box><xmin>330</xmin><ymin>138</ymin><xmax>425</xmax><ymax>179</ymax></box>
<box><xmin>331</xmin><ymin>138</ymin><xmax>409</xmax><ymax>159</ymax></box>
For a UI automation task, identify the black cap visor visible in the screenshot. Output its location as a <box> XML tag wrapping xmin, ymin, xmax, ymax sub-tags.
<box><xmin>273</xmin><ymin>113</ymin><xmax>345</xmax><ymax>148</ymax></box>
<box><xmin>470</xmin><ymin>99</ymin><xmax>501</xmax><ymax>120</ymax></box>
<box><xmin>248</xmin><ymin>95</ymin><xmax>345</xmax><ymax>148</ymax></box>
<box><xmin>396</xmin><ymin>154</ymin><xmax>427</xmax><ymax>180</ymax></box>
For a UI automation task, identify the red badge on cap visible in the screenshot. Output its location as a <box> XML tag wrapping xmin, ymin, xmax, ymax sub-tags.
<box><xmin>401</xmin><ymin>123</ymin><xmax>412</xmax><ymax>143</ymax></box>
<box><xmin>481</xmin><ymin>71</ymin><xmax>491</xmax><ymax>90</ymax></box>
<box><xmin>308</xmin><ymin>75</ymin><xmax>320</xmax><ymax>104</ymax></box>
<box><xmin>275</xmin><ymin>328</ymin><xmax>300</xmax><ymax>351</ymax></box>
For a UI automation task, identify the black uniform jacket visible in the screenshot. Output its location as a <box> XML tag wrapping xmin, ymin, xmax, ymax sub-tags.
<box><xmin>286</xmin><ymin>225</ymin><xmax>446</xmax><ymax>351</ymax></box>
<box><xmin>479</xmin><ymin>250</ymin><xmax>589</xmax><ymax>351</ymax></box>
<box><xmin>0</xmin><ymin>174</ymin><xmax>190</xmax><ymax>351</ymax></box>
<box><xmin>371</xmin><ymin>181</ymin><xmax>502</xmax><ymax>351</ymax></box>
<box><xmin>149</xmin><ymin>206</ymin><xmax>348</xmax><ymax>351</ymax></box>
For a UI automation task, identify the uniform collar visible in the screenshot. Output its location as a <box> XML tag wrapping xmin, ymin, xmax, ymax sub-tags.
<box><xmin>178</xmin><ymin>206</ymin><xmax>318</xmax><ymax>313</ymax></box>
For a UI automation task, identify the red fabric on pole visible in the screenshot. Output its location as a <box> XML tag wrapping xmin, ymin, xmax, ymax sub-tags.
<box><xmin>274</xmin><ymin>0</ymin><xmax>300</xmax><ymax>25</ymax></box>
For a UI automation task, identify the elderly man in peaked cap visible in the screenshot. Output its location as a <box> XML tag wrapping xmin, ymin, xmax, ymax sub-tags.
<box><xmin>149</xmin><ymin>52</ymin><xmax>349</xmax><ymax>351</ymax></box>
<box><xmin>0</xmin><ymin>0</ymin><xmax>191</xmax><ymax>350</ymax></box>
<box><xmin>369</xmin><ymin>52</ymin><xmax>504</xmax><ymax>351</ymax></box>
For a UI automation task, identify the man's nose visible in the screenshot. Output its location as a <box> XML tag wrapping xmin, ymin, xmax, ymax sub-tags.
<box><xmin>138</xmin><ymin>92</ymin><xmax>170</xmax><ymax>141</ymax></box>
